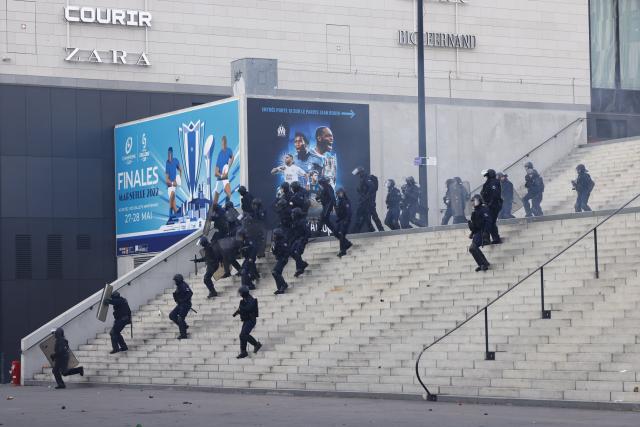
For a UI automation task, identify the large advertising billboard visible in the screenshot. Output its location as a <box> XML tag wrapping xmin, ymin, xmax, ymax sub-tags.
<box><xmin>115</xmin><ymin>98</ymin><xmax>241</xmax><ymax>256</ymax></box>
<box><xmin>246</xmin><ymin>98</ymin><xmax>370</xmax><ymax>235</ymax></box>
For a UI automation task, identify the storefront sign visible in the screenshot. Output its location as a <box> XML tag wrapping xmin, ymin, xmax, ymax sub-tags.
<box><xmin>397</xmin><ymin>31</ymin><xmax>477</xmax><ymax>49</ymax></box>
<box><xmin>64</xmin><ymin>6</ymin><xmax>152</xmax><ymax>27</ymax></box>
<box><xmin>65</xmin><ymin>48</ymin><xmax>151</xmax><ymax>66</ymax></box>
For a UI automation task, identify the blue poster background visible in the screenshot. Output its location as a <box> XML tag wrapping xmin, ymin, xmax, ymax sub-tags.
<box><xmin>114</xmin><ymin>99</ymin><xmax>240</xmax><ymax>256</ymax></box>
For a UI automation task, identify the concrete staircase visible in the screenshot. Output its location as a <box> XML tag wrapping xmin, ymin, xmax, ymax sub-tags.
<box><xmin>511</xmin><ymin>137</ymin><xmax>640</xmax><ymax>216</ymax></box>
<box><xmin>31</xmin><ymin>210</ymin><xmax>640</xmax><ymax>404</ymax></box>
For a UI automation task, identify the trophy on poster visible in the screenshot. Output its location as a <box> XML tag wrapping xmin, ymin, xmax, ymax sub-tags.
<box><xmin>203</xmin><ymin>135</ymin><xmax>215</xmax><ymax>202</ymax></box>
<box><xmin>179</xmin><ymin>121</ymin><xmax>204</xmax><ymax>206</ymax></box>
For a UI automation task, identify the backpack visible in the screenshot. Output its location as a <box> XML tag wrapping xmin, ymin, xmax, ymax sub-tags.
<box><xmin>585</xmin><ymin>174</ymin><xmax>595</xmax><ymax>192</ymax></box>
<box><xmin>368</xmin><ymin>175</ymin><xmax>379</xmax><ymax>192</ymax></box>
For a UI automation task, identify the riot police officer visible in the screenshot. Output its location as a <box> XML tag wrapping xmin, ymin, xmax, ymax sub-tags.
<box><xmin>480</xmin><ymin>169</ymin><xmax>503</xmax><ymax>244</ymax></box>
<box><xmin>352</xmin><ymin>167</ymin><xmax>375</xmax><ymax>232</ymax></box>
<box><xmin>225</xmin><ymin>201</ymin><xmax>241</xmax><ymax>236</ymax></box>
<box><xmin>522</xmin><ymin>161</ymin><xmax>545</xmax><ymax>217</ymax></box>
<box><xmin>169</xmin><ymin>274</ymin><xmax>193</xmax><ymax>339</ymax></box>
<box><xmin>316</xmin><ymin>176</ymin><xmax>337</xmax><ymax>234</ymax></box>
<box><xmin>497</xmin><ymin>172</ymin><xmax>515</xmax><ymax>219</ymax></box>
<box><xmin>400</xmin><ymin>176</ymin><xmax>423</xmax><ymax>228</ymax></box>
<box><xmin>271</xmin><ymin>228</ymin><xmax>291</xmax><ymax>295</ymax></box>
<box><xmin>290</xmin><ymin>181</ymin><xmax>310</xmax><ymax>213</ymax></box>
<box><xmin>385</xmin><ymin>179</ymin><xmax>402</xmax><ymax>230</ymax></box>
<box><xmin>274</xmin><ymin>197</ymin><xmax>292</xmax><ymax>229</ymax></box>
<box><xmin>195</xmin><ymin>236</ymin><xmax>220</xmax><ymax>298</ymax></box>
<box><xmin>289</xmin><ymin>207</ymin><xmax>309</xmax><ymax>277</ymax></box>
<box><xmin>238</xmin><ymin>228</ymin><xmax>259</xmax><ymax>290</ymax></box>
<box><xmin>468</xmin><ymin>195</ymin><xmax>491</xmax><ymax>272</ymax></box>
<box><xmin>50</xmin><ymin>327</ymin><xmax>84</xmax><ymax>389</ymax></box>
<box><xmin>573</xmin><ymin>164</ymin><xmax>595</xmax><ymax>212</ymax></box>
<box><xmin>335</xmin><ymin>188</ymin><xmax>353</xmax><ymax>257</ymax></box>
<box><xmin>441</xmin><ymin>179</ymin><xmax>455</xmax><ymax>225</ymax></box>
<box><xmin>106</xmin><ymin>291</ymin><xmax>131</xmax><ymax>353</ymax></box>
<box><xmin>210</xmin><ymin>203</ymin><xmax>230</xmax><ymax>240</ymax></box>
<box><xmin>238</xmin><ymin>185</ymin><xmax>254</xmax><ymax>216</ymax></box>
<box><xmin>233</xmin><ymin>286</ymin><xmax>261</xmax><ymax>359</ymax></box>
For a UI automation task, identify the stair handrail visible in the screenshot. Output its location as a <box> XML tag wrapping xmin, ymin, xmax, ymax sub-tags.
<box><xmin>467</xmin><ymin>117</ymin><xmax>586</xmax><ymax>197</ymax></box>
<box><xmin>416</xmin><ymin>190</ymin><xmax>640</xmax><ymax>401</ymax></box>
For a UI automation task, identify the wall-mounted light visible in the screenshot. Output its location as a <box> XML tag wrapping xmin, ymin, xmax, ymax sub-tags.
<box><xmin>21</xmin><ymin>24</ymin><xmax>27</xmax><ymax>30</ymax></box>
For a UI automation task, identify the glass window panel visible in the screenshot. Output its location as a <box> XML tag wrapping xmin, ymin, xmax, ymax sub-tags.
<box><xmin>591</xmin><ymin>0</ymin><xmax>617</xmax><ymax>89</ymax></box>
<box><xmin>619</xmin><ymin>0</ymin><xmax>640</xmax><ymax>89</ymax></box>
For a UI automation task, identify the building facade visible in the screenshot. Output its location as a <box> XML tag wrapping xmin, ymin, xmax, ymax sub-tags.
<box><xmin>0</xmin><ymin>0</ymin><xmax>592</xmax><ymax>379</ymax></box>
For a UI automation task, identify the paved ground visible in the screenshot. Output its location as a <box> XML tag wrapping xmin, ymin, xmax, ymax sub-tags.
<box><xmin>1</xmin><ymin>385</ymin><xmax>639</xmax><ymax>427</ymax></box>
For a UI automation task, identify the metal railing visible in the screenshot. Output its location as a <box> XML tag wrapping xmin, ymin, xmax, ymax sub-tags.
<box><xmin>467</xmin><ymin>117</ymin><xmax>586</xmax><ymax>197</ymax></box>
<box><xmin>415</xmin><ymin>191</ymin><xmax>640</xmax><ymax>401</ymax></box>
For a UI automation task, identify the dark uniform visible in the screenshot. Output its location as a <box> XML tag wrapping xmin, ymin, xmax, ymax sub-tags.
<box><xmin>210</xmin><ymin>204</ymin><xmax>230</xmax><ymax>240</ymax></box>
<box><xmin>400</xmin><ymin>177</ymin><xmax>424</xmax><ymax>228</ymax></box>
<box><xmin>233</xmin><ymin>286</ymin><xmax>261</xmax><ymax>358</ymax></box>
<box><xmin>271</xmin><ymin>228</ymin><xmax>291</xmax><ymax>295</ymax></box>
<box><xmin>468</xmin><ymin>195</ymin><xmax>491</xmax><ymax>272</ymax></box>
<box><xmin>498</xmin><ymin>173</ymin><xmax>515</xmax><ymax>219</ymax></box>
<box><xmin>106</xmin><ymin>291</ymin><xmax>131</xmax><ymax>353</ymax></box>
<box><xmin>238</xmin><ymin>228</ymin><xmax>259</xmax><ymax>290</ymax></box>
<box><xmin>225</xmin><ymin>201</ymin><xmax>242</xmax><ymax>237</ymax></box>
<box><xmin>573</xmin><ymin>164</ymin><xmax>594</xmax><ymax>212</ymax></box>
<box><xmin>335</xmin><ymin>188</ymin><xmax>353</xmax><ymax>257</ymax></box>
<box><xmin>367</xmin><ymin>173</ymin><xmax>384</xmax><ymax>231</ymax></box>
<box><xmin>195</xmin><ymin>236</ymin><xmax>220</xmax><ymax>298</ymax></box>
<box><xmin>450</xmin><ymin>177</ymin><xmax>469</xmax><ymax>224</ymax></box>
<box><xmin>316</xmin><ymin>177</ymin><xmax>337</xmax><ymax>234</ymax></box>
<box><xmin>522</xmin><ymin>162</ymin><xmax>544</xmax><ymax>217</ymax></box>
<box><xmin>51</xmin><ymin>328</ymin><xmax>84</xmax><ymax>389</ymax></box>
<box><xmin>169</xmin><ymin>274</ymin><xmax>193</xmax><ymax>339</ymax></box>
<box><xmin>480</xmin><ymin>169</ymin><xmax>503</xmax><ymax>244</ymax></box>
<box><xmin>289</xmin><ymin>208</ymin><xmax>309</xmax><ymax>277</ymax></box>
<box><xmin>238</xmin><ymin>186</ymin><xmax>254</xmax><ymax>216</ymax></box>
<box><xmin>290</xmin><ymin>182</ymin><xmax>310</xmax><ymax>214</ymax></box>
<box><xmin>384</xmin><ymin>179</ymin><xmax>402</xmax><ymax>230</ymax></box>
<box><xmin>441</xmin><ymin>179</ymin><xmax>455</xmax><ymax>225</ymax></box>
<box><xmin>352</xmin><ymin>168</ymin><xmax>382</xmax><ymax>232</ymax></box>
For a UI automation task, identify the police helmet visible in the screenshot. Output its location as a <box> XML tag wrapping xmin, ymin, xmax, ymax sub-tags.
<box><xmin>173</xmin><ymin>273</ymin><xmax>184</xmax><ymax>283</ymax></box>
<box><xmin>273</xmin><ymin>228</ymin><xmax>285</xmax><ymax>240</ymax></box>
<box><xmin>483</xmin><ymin>169</ymin><xmax>497</xmax><ymax>179</ymax></box>
<box><xmin>576</xmin><ymin>164</ymin><xmax>586</xmax><ymax>173</ymax></box>
<box><xmin>111</xmin><ymin>291</ymin><xmax>120</xmax><ymax>299</ymax></box>
<box><xmin>352</xmin><ymin>166</ymin><xmax>366</xmax><ymax>176</ymax></box>
<box><xmin>53</xmin><ymin>328</ymin><xmax>65</xmax><ymax>338</ymax></box>
<box><xmin>291</xmin><ymin>207</ymin><xmax>304</xmax><ymax>218</ymax></box>
<box><xmin>524</xmin><ymin>161</ymin><xmax>534</xmax><ymax>169</ymax></box>
<box><xmin>471</xmin><ymin>194</ymin><xmax>483</xmax><ymax>204</ymax></box>
<box><xmin>290</xmin><ymin>181</ymin><xmax>301</xmax><ymax>192</ymax></box>
<box><xmin>238</xmin><ymin>285</ymin><xmax>250</xmax><ymax>296</ymax></box>
<box><xmin>386</xmin><ymin>179</ymin><xmax>396</xmax><ymax>189</ymax></box>
<box><xmin>336</xmin><ymin>187</ymin><xmax>346</xmax><ymax>198</ymax></box>
<box><xmin>405</xmin><ymin>176</ymin><xmax>416</xmax><ymax>186</ymax></box>
<box><xmin>224</xmin><ymin>200</ymin><xmax>234</xmax><ymax>210</ymax></box>
<box><xmin>238</xmin><ymin>185</ymin><xmax>247</xmax><ymax>195</ymax></box>
<box><xmin>251</xmin><ymin>198</ymin><xmax>262</xmax><ymax>208</ymax></box>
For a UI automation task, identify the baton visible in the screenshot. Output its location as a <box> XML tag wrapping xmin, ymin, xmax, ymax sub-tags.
<box><xmin>190</xmin><ymin>308</ymin><xmax>198</xmax><ymax>314</ymax></box>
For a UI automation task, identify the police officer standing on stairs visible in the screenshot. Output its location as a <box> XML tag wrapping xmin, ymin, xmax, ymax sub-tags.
<box><xmin>480</xmin><ymin>169</ymin><xmax>503</xmax><ymax>244</ymax></box>
<box><xmin>352</xmin><ymin>167</ymin><xmax>384</xmax><ymax>232</ymax></box>
<box><xmin>384</xmin><ymin>179</ymin><xmax>402</xmax><ymax>230</ymax></box>
<box><xmin>316</xmin><ymin>176</ymin><xmax>337</xmax><ymax>234</ymax></box>
<box><xmin>522</xmin><ymin>161</ymin><xmax>545</xmax><ymax>217</ymax></box>
<box><xmin>238</xmin><ymin>185</ymin><xmax>254</xmax><ymax>216</ymax></box>
<box><xmin>169</xmin><ymin>274</ymin><xmax>193</xmax><ymax>339</ymax></box>
<box><xmin>271</xmin><ymin>228</ymin><xmax>291</xmax><ymax>295</ymax></box>
<box><xmin>289</xmin><ymin>207</ymin><xmax>309</xmax><ymax>277</ymax></box>
<box><xmin>105</xmin><ymin>291</ymin><xmax>131</xmax><ymax>354</ymax></box>
<box><xmin>195</xmin><ymin>236</ymin><xmax>220</xmax><ymax>298</ymax></box>
<box><xmin>335</xmin><ymin>188</ymin><xmax>353</xmax><ymax>257</ymax></box>
<box><xmin>573</xmin><ymin>164</ymin><xmax>595</xmax><ymax>212</ymax></box>
<box><xmin>238</xmin><ymin>228</ymin><xmax>259</xmax><ymax>290</ymax></box>
<box><xmin>468</xmin><ymin>195</ymin><xmax>492</xmax><ymax>272</ymax></box>
<box><xmin>400</xmin><ymin>176</ymin><xmax>424</xmax><ymax>228</ymax></box>
<box><xmin>233</xmin><ymin>286</ymin><xmax>262</xmax><ymax>359</ymax></box>
<box><xmin>50</xmin><ymin>327</ymin><xmax>84</xmax><ymax>389</ymax></box>
<box><xmin>497</xmin><ymin>172</ymin><xmax>515</xmax><ymax>219</ymax></box>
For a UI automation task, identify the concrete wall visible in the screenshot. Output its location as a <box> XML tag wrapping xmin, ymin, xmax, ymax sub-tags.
<box><xmin>0</xmin><ymin>0</ymin><xmax>590</xmax><ymax>104</ymax></box>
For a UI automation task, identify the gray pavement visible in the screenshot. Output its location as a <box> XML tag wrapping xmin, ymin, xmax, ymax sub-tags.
<box><xmin>1</xmin><ymin>385</ymin><xmax>639</xmax><ymax>427</ymax></box>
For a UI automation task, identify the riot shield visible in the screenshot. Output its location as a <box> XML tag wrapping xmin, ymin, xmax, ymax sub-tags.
<box><xmin>39</xmin><ymin>334</ymin><xmax>79</xmax><ymax>369</ymax></box>
<box><xmin>96</xmin><ymin>283</ymin><xmax>113</xmax><ymax>322</ymax></box>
